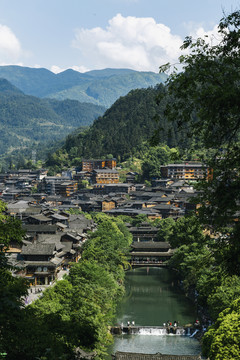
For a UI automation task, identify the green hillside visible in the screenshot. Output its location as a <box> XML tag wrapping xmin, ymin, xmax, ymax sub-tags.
<box><xmin>0</xmin><ymin>78</ymin><xmax>106</xmax><ymax>155</ymax></box>
<box><xmin>0</xmin><ymin>65</ymin><xmax>167</xmax><ymax>107</ymax></box>
<box><xmin>46</xmin><ymin>84</ymin><xmax>191</xmax><ymax>168</ymax></box>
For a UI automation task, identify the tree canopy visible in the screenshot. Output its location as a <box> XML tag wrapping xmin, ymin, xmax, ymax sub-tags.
<box><xmin>158</xmin><ymin>10</ymin><xmax>240</xmax><ymax>272</ymax></box>
<box><xmin>156</xmin><ymin>10</ymin><xmax>240</xmax><ymax>357</ymax></box>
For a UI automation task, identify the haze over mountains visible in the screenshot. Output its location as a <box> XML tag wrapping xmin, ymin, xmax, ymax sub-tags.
<box><xmin>0</xmin><ymin>66</ymin><xmax>167</xmax><ymax>108</ymax></box>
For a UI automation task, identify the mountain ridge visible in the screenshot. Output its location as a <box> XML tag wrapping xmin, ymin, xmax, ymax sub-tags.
<box><xmin>0</xmin><ymin>65</ymin><xmax>167</xmax><ymax>108</ymax></box>
<box><xmin>46</xmin><ymin>84</ymin><xmax>191</xmax><ymax>169</ymax></box>
<box><xmin>0</xmin><ymin>78</ymin><xmax>106</xmax><ymax>156</ymax></box>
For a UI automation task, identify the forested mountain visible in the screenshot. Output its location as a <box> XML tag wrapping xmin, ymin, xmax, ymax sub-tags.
<box><xmin>0</xmin><ymin>78</ymin><xmax>106</xmax><ymax>155</ymax></box>
<box><xmin>0</xmin><ymin>65</ymin><xmax>167</xmax><ymax>108</ymax></box>
<box><xmin>47</xmin><ymin>84</ymin><xmax>191</xmax><ymax>166</ymax></box>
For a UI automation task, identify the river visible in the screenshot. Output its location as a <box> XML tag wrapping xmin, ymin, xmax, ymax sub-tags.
<box><xmin>107</xmin><ymin>267</ymin><xmax>202</xmax><ymax>357</ymax></box>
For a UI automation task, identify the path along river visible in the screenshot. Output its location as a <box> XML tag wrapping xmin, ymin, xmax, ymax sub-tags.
<box><xmin>107</xmin><ymin>267</ymin><xmax>202</xmax><ymax>357</ymax></box>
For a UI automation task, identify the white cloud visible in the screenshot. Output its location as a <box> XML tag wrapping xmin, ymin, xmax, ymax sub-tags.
<box><xmin>50</xmin><ymin>64</ymin><xmax>90</xmax><ymax>74</ymax></box>
<box><xmin>191</xmin><ymin>24</ymin><xmax>221</xmax><ymax>46</ymax></box>
<box><xmin>0</xmin><ymin>24</ymin><xmax>22</xmax><ymax>62</ymax></box>
<box><xmin>184</xmin><ymin>22</ymin><xmax>221</xmax><ymax>46</ymax></box>
<box><xmin>72</xmin><ymin>14</ymin><xmax>184</xmax><ymax>72</ymax></box>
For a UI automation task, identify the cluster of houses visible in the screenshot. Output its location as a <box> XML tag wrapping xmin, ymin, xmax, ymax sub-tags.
<box><xmin>1</xmin><ymin>160</ymin><xmax>206</xmax><ymax>286</ymax></box>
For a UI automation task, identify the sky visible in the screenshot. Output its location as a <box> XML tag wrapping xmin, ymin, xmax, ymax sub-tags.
<box><xmin>0</xmin><ymin>0</ymin><xmax>239</xmax><ymax>74</ymax></box>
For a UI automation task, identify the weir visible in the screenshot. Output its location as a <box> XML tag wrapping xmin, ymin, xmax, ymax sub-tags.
<box><xmin>111</xmin><ymin>326</ymin><xmax>197</xmax><ymax>336</ymax></box>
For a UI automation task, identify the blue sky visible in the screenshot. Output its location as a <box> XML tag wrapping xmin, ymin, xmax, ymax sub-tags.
<box><xmin>0</xmin><ymin>0</ymin><xmax>239</xmax><ymax>73</ymax></box>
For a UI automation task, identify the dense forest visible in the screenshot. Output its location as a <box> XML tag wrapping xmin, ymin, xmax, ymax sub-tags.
<box><xmin>0</xmin><ymin>78</ymin><xmax>105</xmax><ymax>156</ymax></box>
<box><xmin>46</xmin><ymin>83</ymin><xmax>193</xmax><ymax>171</ymax></box>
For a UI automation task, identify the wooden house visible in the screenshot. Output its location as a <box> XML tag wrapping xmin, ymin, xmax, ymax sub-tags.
<box><xmin>21</xmin><ymin>243</ymin><xmax>62</xmax><ymax>286</ymax></box>
<box><xmin>82</xmin><ymin>158</ymin><xmax>117</xmax><ymax>172</ymax></box>
<box><xmin>92</xmin><ymin>169</ymin><xmax>119</xmax><ymax>184</ymax></box>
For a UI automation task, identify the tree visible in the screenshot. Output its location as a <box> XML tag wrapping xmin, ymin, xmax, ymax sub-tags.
<box><xmin>141</xmin><ymin>145</ymin><xmax>179</xmax><ymax>180</ymax></box>
<box><xmin>202</xmin><ymin>298</ymin><xmax>240</xmax><ymax>359</ymax></box>
<box><xmin>158</xmin><ymin>10</ymin><xmax>240</xmax><ymax>274</ymax></box>
<box><xmin>168</xmin><ymin>243</ymin><xmax>214</xmax><ymax>293</ymax></box>
<box><xmin>0</xmin><ymin>200</ymin><xmax>29</xmax><ymax>357</ymax></box>
<box><xmin>168</xmin><ymin>215</ymin><xmax>206</xmax><ymax>249</ymax></box>
<box><xmin>207</xmin><ymin>275</ymin><xmax>240</xmax><ymax>321</ymax></box>
<box><xmin>156</xmin><ymin>217</ymin><xmax>176</xmax><ymax>242</ymax></box>
<box><xmin>156</xmin><ymin>9</ymin><xmax>240</xmax><ymax>355</ymax></box>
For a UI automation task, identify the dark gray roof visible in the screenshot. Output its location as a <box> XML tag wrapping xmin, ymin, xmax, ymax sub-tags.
<box><xmin>28</xmin><ymin>214</ymin><xmax>50</xmax><ymax>221</ymax></box>
<box><xmin>93</xmin><ymin>169</ymin><xmax>118</xmax><ymax>173</ymax></box>
<box><xmin>21</xmin><ymin>243</ymin><xmax>56</xmax><ymax>255</ymax></box>
<box><xmin>114</xmin><ymin>352</ymin><xmax>201</xmax><ymax>360</ymax></box>
<box><xmin>22</xmin><ymin>224</ymin><xmax>57</xmax><ymax>233</ymax></box>
<box><xmin>36</xmin><ymin>234</ymin><xmax>62</xmax><ymax>244</ymax></box>
<box><xmin>131</xmin><ymin>242</ymin><xmax>170</xmax><ymax>249</ymax></box>
<box><xmin>24</xmin><ymin>258</ymin><xmax>62</xmax><ymax>267</ymax></box>
<box><xmin>152</xmin><ymin>204</ymin><xmax>175</xmax><ymax>210</ymax></box>
<box><xmin>163</xmin><ymin>163</ymin><xmax>204</xmax><ymax>168</ymax></box>
<box><xmin>104</xmin><ymin>183</ymin><xmax>132</xmax><ymax>187</ymax></box>
<box><xmin>129</xmin><ymin>227</ymin><xmax>159</xmax><ymax>233</ymax></box>
<box><xmin>51</xmin><ymin>214</ymin><xmax>68</xmax><ymax>220</ymax></box>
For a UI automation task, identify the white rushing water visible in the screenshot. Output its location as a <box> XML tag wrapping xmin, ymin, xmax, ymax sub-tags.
<box><xmin>138</xmin><ymin>328</ymin><xmax>168</xmax><ymax>335</ymax></box>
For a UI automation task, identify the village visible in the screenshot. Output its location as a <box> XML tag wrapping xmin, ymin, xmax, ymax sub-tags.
<box><xmin>0</xmin><ymin>159</ymin><xmax>208</xmax><ymax>291</ymax></box>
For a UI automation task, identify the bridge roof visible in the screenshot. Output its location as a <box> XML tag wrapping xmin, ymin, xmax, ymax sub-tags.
<box><xmin>131</xmin><ymin>242</ymin><xmax>170</xmax><ymax>249</ymax></box>
<box><xmin>130</xmin><ymin>251</ymin><xmax>173</xmax><ymax>257</ymax></box>
<box><xmin>113</xmin><ymin>352</ymin><xmax>201</xmax><ymax>360</ymax></box>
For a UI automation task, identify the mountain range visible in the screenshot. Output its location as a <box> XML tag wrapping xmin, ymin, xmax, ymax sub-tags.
<box><xmin>0</xmin><ymin>78</ymin><xmax>105</xmax><ymax>156</ymax></box>
<box><xmin>47</xmin><ymin>84</ymin><xmax>191</xmax><ymax>168</ymax></box>
<box><xmin>0</xmin><ymin>65</ymin><xmax>167</xmax><ymax>108</ymax></box>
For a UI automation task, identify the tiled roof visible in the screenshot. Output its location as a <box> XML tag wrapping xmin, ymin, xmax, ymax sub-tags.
<box><xmin>131</xmin><ymin>242</ymin><xmax>170</xmax><ymax>249</ymax></box>
<box><xmin>21</xmin><ymin>243</ymin><xmax>56</xmax><ymax>255</ymax></box>
<box><xmin>113</xmin><ymin>352</ymin><xmax>201</xmax><ymax>360</ymax></box>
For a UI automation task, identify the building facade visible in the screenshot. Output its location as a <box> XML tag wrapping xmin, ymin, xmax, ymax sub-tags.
<box><xmin>160</xmin><ymin>163</ymin><xmax>208</xmax><ymax>180</ymax></box>
<box><xmin>82</xmin><ymin>158</ymin><xmax>117</xmax><ymax>172</ymax></box>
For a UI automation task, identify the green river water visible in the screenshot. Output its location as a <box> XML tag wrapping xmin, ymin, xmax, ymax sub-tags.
<box><xmin>107</xmin><ymin>267</ymin><xmax>202</xmax><ymax>357</ymax></box>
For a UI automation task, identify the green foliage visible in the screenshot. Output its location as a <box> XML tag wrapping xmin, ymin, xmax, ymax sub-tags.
<box><xmin>156</xmin><ymin>217</ymin><xmax>176</xmax><ymax>242</ymax></box>
<box><xmin>195</xmin><ymin>267</ymin><xmax>223</xmax><ymax>307</ymax></box>
<box><xmin>65</xmin><ymin>208</ymin><xmax>84</xmax><ymax>215</ymax></box>
<box><xmin>158</xmin><ymin>10</ymin><xmax>240</xmax><ymax>273</ymax></box>
<box><xmin>48</xmin><ymin>84</ymin><xmax>192</xmax><ymax>166</ymax></box>
<box><xmin>0</xmin><ymin>216</ymin><xmax>25</xmax><ymax>248</ymax></box>
<box><xmin>207</xmin><ymin>276</ymin><xmax>240</xmax><ymax>321</ymax></box>
<box><xmin>0</xmin><ymin>78</ymin><xmax>105</xmax><ymax>160</ymax></box>
<box><xmin>0</xmin><ymin>200</ymin><xmax>29</xmax><ymax>358</ymax></box>
<box><xmin>202</xmin><ymin>298</ymin><xmax>240</xmax><ymax>359</ymax></box>
<box><xmin>17</xmin><ymin>214</ymin><xmax>132</xmax><ymax>358</ymax></box>
<box><xmin>168</xmin><ymin>243</ymin><xmax>214</xmax><ymax>293</ymax></box>
<box><xmin>141</xmin><ymin>145</ymin><xmax>179</xmax><ymax>180</ymax></box>
<box><xmin>156</xmin><ymin>11</ymin><xmax>240</xmax><ymax>355</ymax></box>
<box><xmin>82</xmin><ymin>216</ymin><xmax>132</xmax><ymax>279</ymax></box>
<box><xmin>130</xmin><ymin>214</ymin><xmax>149</xmax><ymax>227</ymax></box>
<box><xmin>166</xmin><ymin>215</ymin><xmax>206</xmax><ymax>249</ymax></box>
